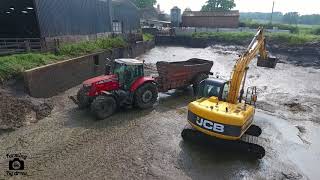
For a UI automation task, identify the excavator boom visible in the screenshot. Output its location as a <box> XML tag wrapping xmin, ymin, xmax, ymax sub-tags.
<box><xmin>227</xmin><ymin>28</ymin><xmax>277</xmax><ymax>104</ymax></box>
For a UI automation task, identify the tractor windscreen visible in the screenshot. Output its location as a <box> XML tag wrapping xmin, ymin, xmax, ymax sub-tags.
<box><xmin>113</xmin><ymin>62</ymin><xmax>125</xmax><ymax>83</ymax></box>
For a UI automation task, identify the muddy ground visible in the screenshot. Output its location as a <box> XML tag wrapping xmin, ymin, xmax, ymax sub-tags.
<box><xmin>0</xmin><ymin>87</ymin><xmax>53</xmax><ymax>133</ymax></box>
<box><xmin>0</xmin><ymin>46</ymin><xmax>319</xmax><ymax>179</ymax></box>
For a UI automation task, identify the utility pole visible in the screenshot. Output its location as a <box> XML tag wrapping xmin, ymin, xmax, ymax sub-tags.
<box><xmin>270</xmin><ymin>1</ymin><xmax>275</xmax><ymax>24</ymax></box>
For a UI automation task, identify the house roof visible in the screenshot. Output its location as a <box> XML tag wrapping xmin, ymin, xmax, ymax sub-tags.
<box><xmin>183</xmin><ymin>10</ymin><xmax>239</xmax><ymax>17</ymax></box>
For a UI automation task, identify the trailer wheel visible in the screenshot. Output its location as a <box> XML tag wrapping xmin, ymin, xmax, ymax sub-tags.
<box><xmin>91</xmin><ymin>95</ymin><xmax>117</xmax><ymax>120</ymax></box>
<box><xmin>77</xmin><ymin>87</ymin><xmax>90</xmax><ymax>109</ymax></box>
<box><xmin>135</xmin><ymin>82</ymin><xmax>158</xmax><ymax>109</ymax></box>
<box><xmin>193</xmin><ymin>73</ymin><xmax>208</xmax><ymax>95</ymax></box>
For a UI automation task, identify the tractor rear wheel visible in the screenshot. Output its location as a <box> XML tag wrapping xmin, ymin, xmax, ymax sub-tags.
<box><xmin>134</xmin><ymin>82</ymin><xmax>158</xmax><ymax>109</ymax></box>
<box><xmin>91</xmin><ymin>95</ymin><xmax>117</xmax><ymax>120</ymax></box>
<box><xmin>77</xmin><ymin>87</ymin><xmax>90</xmax><ymax>109</ymax></box>
<box><xmin>193</xmin><ymin>73</ymin><xmax>209</xmax><ymax>95</ymax></box>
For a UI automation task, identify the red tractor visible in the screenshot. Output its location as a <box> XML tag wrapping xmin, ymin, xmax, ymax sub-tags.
<box><xmin>73</xmin><ymin>59</ymin><xmax>158</xmax><ymax>119</ymax></box>
<box><xmin>71</xmin><ymin>58</ymin><xmax>213</xmax><ymax>119</ymax></box>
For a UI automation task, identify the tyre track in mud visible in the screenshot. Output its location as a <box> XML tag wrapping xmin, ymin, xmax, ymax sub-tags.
<box><xmin>14</xmin><ymin>91</ymin><xmax>190</xmax><ymax>179</ymax></box>
<box><xmin>0</xmin><ymin>103</ymin><xmax>161</xmax><ymax>178</ymax></box>
<box><xmin>0</xmin><ymin>116</ymin><xmax>96</xmax><ymax>178</ymax></box>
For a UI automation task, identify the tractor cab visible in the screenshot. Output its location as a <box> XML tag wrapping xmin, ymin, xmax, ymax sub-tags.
<box><xmin>197</xmin><ymin>78</ymin><xmax>230</xmax><ymax>102</ymax></box>
<box><xmin>112</xmin><ymin>59</ymin><xmax>144</xmax><ymax>90</ymax></box>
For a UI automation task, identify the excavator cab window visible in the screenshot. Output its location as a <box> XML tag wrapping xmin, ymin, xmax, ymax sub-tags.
<box><xmin>197</xmin><ymin>79</ymin><xmax>227</xmax><ymax>100</ymax></box>
<box><xmin>221</xmin><ymin>82</ymin><xmax>230</xmax><ymax>101</ymax></box>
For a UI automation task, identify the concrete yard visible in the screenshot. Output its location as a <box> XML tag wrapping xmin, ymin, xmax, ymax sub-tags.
<box><xmin>0</xmin><ymin>46</ymin><xmax>320</xmax><ymax>179</ymax></box>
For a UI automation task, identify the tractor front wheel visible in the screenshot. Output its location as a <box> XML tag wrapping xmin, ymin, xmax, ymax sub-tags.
<box><xmin>134</xmin><ymin>83</ymin><xmax>158</xmax><ymax>109</ymax></box>
<box><xmin>91</xmin><ymin>95</ymin><xmax>117</xmax><ymax>120</ymax></box>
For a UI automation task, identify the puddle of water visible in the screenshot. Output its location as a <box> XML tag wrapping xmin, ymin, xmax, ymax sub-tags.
<box><xmin>287</xmin><ymin>121</ymin><xmax>320</xmax><ymax>180</ymax></box>
<box><xmin>256</xmin><ymin>111</ymin><xmax>320</xmax><ymax>180</ymax></box>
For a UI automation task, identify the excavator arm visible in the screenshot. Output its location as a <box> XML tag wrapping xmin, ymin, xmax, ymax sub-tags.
<box><xmin>227</xmin><ymin>28</ymin><xmax>275</xmax><ymax>104</ymax></box>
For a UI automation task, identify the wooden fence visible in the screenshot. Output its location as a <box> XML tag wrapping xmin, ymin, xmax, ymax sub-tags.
<box><xmin>0</xmin><ymin>33</ymin><xmax>143</xmax><ymax>56</ymax></box>
<box><xmin>0</xmin><ymin>38</ymin><xmax>44</xmax><ymax>56</ymax></box>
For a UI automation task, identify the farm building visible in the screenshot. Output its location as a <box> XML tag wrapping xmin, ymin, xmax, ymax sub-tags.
<box><xmin>0</xmin><ymin>0</ymin><xmax>140</xmax><ymax>53</ymax></box>
<box><xmin>111</xmin><ymin>0</ymin><xmax>140</xmax><ymax>33</ymax></box>
<box><xmin>182</xmin><ymin>10</ymin><xmax>240</xmax><ymax>28</ymax></box>
<box><xmin>0</xmin><ymin>0</ymin><xmax>113</xmax><ymax>39</ymax></box>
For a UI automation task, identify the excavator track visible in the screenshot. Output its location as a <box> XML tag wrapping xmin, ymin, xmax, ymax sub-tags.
<box><xmin>239</xmin><ymin>134</ymin><xmax>265</xmax><ymax>159</ymax></box>
<box><xmin>245</xmin><ymin>124</ymin><xmax>262</xmax><ymax>137</ymax></box>
<box><xmin>181</xmin><ymin>124</ymin><xmax>265</xmax><ymax>159</ymax></box>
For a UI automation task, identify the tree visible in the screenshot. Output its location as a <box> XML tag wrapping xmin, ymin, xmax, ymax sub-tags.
<box><xmin>201</xmin><ymin>0</ymin><xmax>236</xmax><ymax>11</ymax></box>
<box><xmin>283</xmin><ymin>12</ymin><xmax>299</xmax><ymax>25</ymax></box>
<box><xmin>133</xmin><ymin>0</ymin><xmax>156</xmax><ymax>8</ymax></box>
<box><xmin>184</xmin><ymin>8</ymin><xmax>192</xmax><ymax>12</ymax></box>
<box><xmin>299</xmin><ymin>14</ymin><xmax>320</xmax><ymax>25</ymax></box>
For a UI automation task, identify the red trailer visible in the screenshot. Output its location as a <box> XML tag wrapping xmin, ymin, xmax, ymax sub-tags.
<box><xmin>71</xmin><ymin>58</ymin><xmax>213</xmax><ymax>119</ymax></box>
<box><xmin>155</xmin><ymin>58</ymin><xmax>213</xmax><ymax>92</ymax></box>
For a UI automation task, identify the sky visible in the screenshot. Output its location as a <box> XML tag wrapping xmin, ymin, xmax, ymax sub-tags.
<box><xmin>156</xmin><ymin>0</ymin><xmax>320</xmax><ymax>15</ymax></box>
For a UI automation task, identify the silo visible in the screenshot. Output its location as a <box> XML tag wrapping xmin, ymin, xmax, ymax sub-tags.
<box><xmin>170</xmin><ymin>6</ymin><xmax>181</xmax><ymax>27</ymax></box>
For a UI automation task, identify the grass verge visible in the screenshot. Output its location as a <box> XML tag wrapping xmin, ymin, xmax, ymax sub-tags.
<box><xmin>192</xmin><ymin>32</ymin><xmax>254</xmax><ymax>44</ymax></box>
<box><xmin>0</xmin><ymin>36</ymin><xmax>127</xmax><ymax>82</ymax></box>
<box><xmin>0</xmin><ymin>53</ymin><xmax>63</xmax><ymax>81</ymax></box>
<box><xmin>57</xmin><ymin>36</ymin><xmax>127</xmax><ymax>56</ymax></box>
<box><xmin>192</xmin><ymin>31</ymin><xmax>320</xmax><ymax>45</ymax></box>
<box><xmin>143</xmin><ymin>33</ymin><xmax>154</xmax><ymax>41</ymax></box>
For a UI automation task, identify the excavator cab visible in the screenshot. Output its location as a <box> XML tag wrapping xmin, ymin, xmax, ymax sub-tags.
<box><xmin>197</xmin><ymin>78</ymin><xmax>229</xmax><ymax>102</ymax></box>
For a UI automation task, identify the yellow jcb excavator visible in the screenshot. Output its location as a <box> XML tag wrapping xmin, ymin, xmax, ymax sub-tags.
<box><xmin>182</xmin><ymin>28</ymin><xmax>278</xmax><ymax>159</ymax></box>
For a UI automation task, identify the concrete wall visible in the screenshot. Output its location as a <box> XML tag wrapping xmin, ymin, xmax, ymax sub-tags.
<box><xmin>24</xmin><ymin>40</ymin><xmax>155</xmax><ymax>98</ymax></box>
<box><xmin>155</xmin><ymin>36</ymin><xmax>208</xmax><ymax>48</ymax></box>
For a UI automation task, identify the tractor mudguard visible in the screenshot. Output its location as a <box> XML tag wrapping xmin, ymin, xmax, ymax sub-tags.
<box><xmin>130</xmin><ymin>77</ymin><xmax>156</xmax><ymax>92</ymax></box>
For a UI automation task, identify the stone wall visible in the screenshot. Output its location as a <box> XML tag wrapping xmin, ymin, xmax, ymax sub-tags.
<box><xmin>24</xmin><ymin>40</ymin><xmax>155</xmax><ymax>98</ymax></box>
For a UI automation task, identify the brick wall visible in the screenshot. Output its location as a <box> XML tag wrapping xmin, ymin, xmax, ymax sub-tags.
<box><xmin>182</xmin><ymin>16</ymin><xmax>239</xmax><ymax>28</ymax></box>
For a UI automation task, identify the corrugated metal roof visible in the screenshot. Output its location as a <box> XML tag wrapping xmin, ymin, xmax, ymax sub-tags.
<box><xmin>183</xmin><ymin>10</ymin><xmax>239</xmax><ymax>17</ymax></box>
<box><xmin>34</xmin><ymin>0</ymin><xmax>112</xmax><ymax>37</ymax></box>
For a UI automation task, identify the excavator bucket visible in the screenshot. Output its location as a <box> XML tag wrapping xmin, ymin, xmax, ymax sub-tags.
<box><xmin>257</xmin><ymin>55</ymin><xmax>278</xmax><ymax>68</ymax></box>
